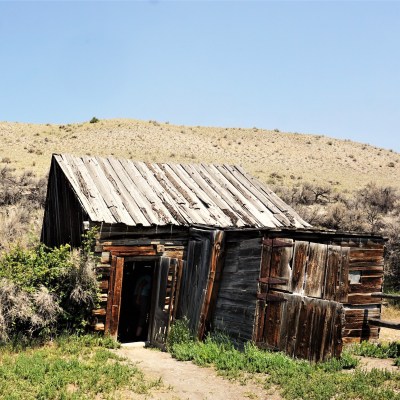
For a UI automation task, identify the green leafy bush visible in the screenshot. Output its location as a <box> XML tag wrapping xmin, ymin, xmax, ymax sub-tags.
<box><xmin>0</xmin><ymin>230</ymin><xmax>99</xmax><ymax>342</ymax></box>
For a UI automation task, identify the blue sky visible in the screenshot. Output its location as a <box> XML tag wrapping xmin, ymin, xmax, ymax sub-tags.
<box><xmin>1</xmin><ymin>1</ymin><xmax>399</xmax><ymax>151</ymax></box>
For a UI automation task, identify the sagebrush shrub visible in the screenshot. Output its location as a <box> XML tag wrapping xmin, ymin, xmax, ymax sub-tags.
<box><xmin>0</xmin><ymin>231</ymin><xmax>99</xmax><ymax>342</ymax></box>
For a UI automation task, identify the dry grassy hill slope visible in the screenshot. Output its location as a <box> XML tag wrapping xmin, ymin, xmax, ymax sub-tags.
<box><xmin>1</xmin><ymin>118</ymin><xmax>399</xmax><ymax>193</ymax></box>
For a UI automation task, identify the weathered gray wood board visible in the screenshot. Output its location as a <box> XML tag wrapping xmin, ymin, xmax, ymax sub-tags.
<box><xmin>252</xmin><ymin>234</ymin><xmax>384</xmax><ymax>358</ymax></box>
<box><xmin>213</xmin><ymin>237</ymin><xmax>262</xmax><ymax>343</ymax></box>
<box><xmin>253</xmin><ymin>238</ymin><xmax>346</xmax><ymax>361</ymax></box>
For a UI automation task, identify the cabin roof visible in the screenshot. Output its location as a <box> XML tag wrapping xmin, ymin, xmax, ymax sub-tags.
<box><xmin>51</xmin><ymin>153</ymin><xmax>311</xmax><ymax>229</ymax></box>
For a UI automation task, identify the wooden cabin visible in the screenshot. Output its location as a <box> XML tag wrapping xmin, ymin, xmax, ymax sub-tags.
<box><xmin>41</xmin><ymin>154</ymin><xmax>385</xmax><ymax>361</ymax></box>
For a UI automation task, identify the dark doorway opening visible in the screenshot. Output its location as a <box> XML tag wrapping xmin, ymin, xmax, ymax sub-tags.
<box><xmin>118</xmin><ymin>260</ymin><xmax>155</xmax><ymax>343</ymax></box>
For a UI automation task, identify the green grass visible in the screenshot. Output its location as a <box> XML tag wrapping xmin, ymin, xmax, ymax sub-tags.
<box><xmin>349</xmin><ymin>341</ymin><xmax>400</xmax><ymax>369</ymax></box>
<box><xmin>349</xmin><ymin>341</ymin><xmax>400</xmax><ymax>359</ymax></box>
<box><xmin>0</xmin><ymin>334</ymin><xmax>161</xmax><ymax>399</ymax></box>
<box><xmin>167</xmin><ymin>321</ymin><xmax>400</xmax><ymax>400</ymax></box>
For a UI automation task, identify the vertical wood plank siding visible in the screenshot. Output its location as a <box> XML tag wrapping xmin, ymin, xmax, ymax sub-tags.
<box><xmin>253</xmin><ymin>234</ymin><xmax>385</xmax><ymax>352</ymax></box>
<box><xmin>213</xmin><ymin>237</ymin><xmax>263</xmax><ymax>343</ymax></box>
<box><xmin>175</xmin><ymin>229</ymin><xmax>213</xmax><ymax>335</ymax></box>
<box><xmin>41</xmin><ymin>159</ymin><xmax>86</xmax><ymax>247</ymax></box>
<box><xmin>254</xmin><ymin>237</ymin><xmax>349</xmax><ymax>361</ymax></box>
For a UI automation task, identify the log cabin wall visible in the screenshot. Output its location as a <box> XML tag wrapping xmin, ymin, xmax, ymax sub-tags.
<box><xmin>331</xmin><ymin>237</ymin><xmax>385</xmax><ymax>343</ymax></box>
<box><xmin>90</xmin><ymin>224</ymin><xmax>226</xmax><ymax>342</ymax></box>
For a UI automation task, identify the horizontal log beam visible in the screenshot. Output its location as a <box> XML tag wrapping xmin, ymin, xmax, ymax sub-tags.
<box><xmin>92</xmin><ymin>308</ymin><xmax>107</xmax><ymax>316</ymax></box>
<box><xmin>370</xmin><ymin>292</ymin><xmax>400</xmax><ymax>300</ymax></box>
<box><xmin>92</xmin><ymin>323</ymin><xmax>105</xmax><ymax>331</ymax></box>
<box><xmin>368</xmin><ymin>318</ymin><xmax>400</xmax><ymax>330</ymax></box>
<box><xmin>259</xmin><ymin>277</ymin><xmax>288</xmax><ymax>285</ymax></box>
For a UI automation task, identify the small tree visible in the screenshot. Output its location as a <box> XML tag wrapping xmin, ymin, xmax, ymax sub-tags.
<box><xmin>384</xmin><ymin>221</ymin><xmax>400</xmax><ymax>291</ymax></box>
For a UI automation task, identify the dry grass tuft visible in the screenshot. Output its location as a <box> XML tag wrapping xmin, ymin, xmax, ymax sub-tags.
<box><xmin>68</xmin><ymin>249</ymin><xmax>98</xmax><ymax>307</ymax></box>
<box><xmin>0</xmin><ymin>278</ymin><xmax>60</xmax><ymax>341</ymax></box>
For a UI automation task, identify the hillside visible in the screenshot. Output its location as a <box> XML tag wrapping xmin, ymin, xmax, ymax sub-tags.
<box><xmin>1</xmin><ymin>118</ymin><xmax>399</xmax><ymax>192</ymax></box>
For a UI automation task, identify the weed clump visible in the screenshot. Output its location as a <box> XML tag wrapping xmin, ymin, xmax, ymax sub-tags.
<box><xmin>350</xmin><ymin>341</ymin><xmax>400</xmax><ymax>359</ymax></box>
<box><xmin>166</xmin><ymin>317</ymin><xmax>192</xmax><ymax>353</ymax></box>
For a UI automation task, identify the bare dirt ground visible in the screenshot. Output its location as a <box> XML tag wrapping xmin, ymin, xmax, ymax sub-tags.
<box><xmin>117</xmin><ymin>344</ymin><xmax>282</xmax><ymax>400</ymax></box>
<box><xmin>357</xmin><ymin>356</ymin><xmax>398</xmax><ymax>372</ymax></box>
<box><xmin>379</xmin><ymin>305</ymin><xmax>400</xmax><ymax>342</ymax></box>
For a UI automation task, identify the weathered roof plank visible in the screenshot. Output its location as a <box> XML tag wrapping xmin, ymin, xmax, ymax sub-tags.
<box><xmin>52</xmin><ymin>154</ymin><xmax>311</xmax><ymax>229</ymax></box>
<box><xmin>214</xmin><ymin>164</ymin><xmax>283</xmax><ymax>228</ymax></box>
<box><xmin>180</xmin><ymin>163</ymin><xmax>246</xmax><ymax>226</ymax></box>
<box><xmin>167</xmin><ymin>163</ymin><xmax>232</xmax><ymax>227</ymax></box>
<box><xmin>70</xmin><ymin>156</ymin><xmax>115</xmax><ymax>223</ymax></box>
<box><xmin>96</xmin><ymin>157</ymin><xmax>148</xmax><ymax>226</ymax></box>
<box><xmin>55</xmin><ymin>154</ymin><xmax>99</xmax><ymax>222</ymax></box>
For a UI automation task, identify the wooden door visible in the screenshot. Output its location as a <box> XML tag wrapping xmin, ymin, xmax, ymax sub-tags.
<box><xmin>149</xmin><ymin>257</ymin><xmax>180</xmax><ymax>349</ymax></box>
<box><xmin>105</xmin><ymin>255</ymin><xmax>124</xmax><ymax>338</ymax></box>
<box><xmin>255</xmin><ymin>238</ymin><xmax>349</xmax><ymax>361</ymax></box>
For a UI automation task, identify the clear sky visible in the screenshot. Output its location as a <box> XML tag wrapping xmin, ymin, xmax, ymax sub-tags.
<box><xmin>1</xmin><ymin>1</ymin><xmax>399</xmax><ymax>151</ymax></box>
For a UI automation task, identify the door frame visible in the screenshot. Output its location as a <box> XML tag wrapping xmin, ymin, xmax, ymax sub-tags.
<box><xmin>105</xmin><ymin>255</ymin><xmax>159</xmax><ymax>340</ymax></box>
<box><xmin>104</xmin><ymin>254</ymin><xmax>182</xmax><ymax>346</ymax></box>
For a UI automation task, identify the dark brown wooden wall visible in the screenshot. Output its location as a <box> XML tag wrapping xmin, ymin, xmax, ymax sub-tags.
<box><xmin>213</xmin><ymin>237</ymin><xmax>262</xmax><ymax>343</ymax></box>
<box><xmin>88</xmin><ymin>226</ymin><xmax>384</xmax><ymax>350</ymax></box>
<box><xmin>41</xmin><ymin>159</ymin><xmax>87</xmax><ymax>247</ymax></box>
<box><xmin>254</xmin><ymin>238</ymin><xmax>347</xmax><ymax>361</ymax></box>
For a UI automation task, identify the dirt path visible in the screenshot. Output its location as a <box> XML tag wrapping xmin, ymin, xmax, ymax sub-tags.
<box><xmin>117</xmin><ymin>344</ymin><xmax>282</xmax><ymax>400</ymax></box>
<box><xmin>357</xmin><ymin>356</ymin><xmax>399</xmax><ymax>372</ymax></box>
<box><xmin>117</xmin><ymin>341</ymin><xmax>400</xmax><ymax>400</ymax></box>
